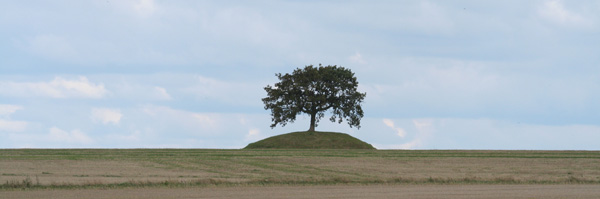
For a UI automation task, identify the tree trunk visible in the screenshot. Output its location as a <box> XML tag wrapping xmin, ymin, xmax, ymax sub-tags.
<box><xmin>308</xmin><ymin>112</ymin><xmax>316</xmax><ymax>132</ymax></box>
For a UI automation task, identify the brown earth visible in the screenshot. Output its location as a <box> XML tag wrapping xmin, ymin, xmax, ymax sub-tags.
<box><xmin>4</xmin><ymin>184</ymin><xmax>600</xmax><ymax>199</ymax></box>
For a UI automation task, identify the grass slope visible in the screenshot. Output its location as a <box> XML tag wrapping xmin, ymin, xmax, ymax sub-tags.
<box><xmin>244</xmin><ymin>131</ymin><xmax>375</xmax><ymax>149</ymax></box>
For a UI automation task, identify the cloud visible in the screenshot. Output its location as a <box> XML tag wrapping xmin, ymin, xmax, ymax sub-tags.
<box><xmin>0</xmin><ymin>120</ymin><xmax>27</xmax><ymax>132</ymax></box>
<box><xmin>184</xmin><ymin>75</ymin><xmax>263</xmax><ymax>106</ymax></box>
<box><xmin>358</xmin><ymin>57</ymin><xmax>599</xmax><ymax>125</ymax></box>
<box><xmin>0</xmin><ymin>104</ymin><xmax>22</xmax><ymax>118</ymax></box>
<box><xmin>27</xmin><ymin>34</ymin><xmax>76</xmax><ymax>61</ymax></box>
<box><xmin>0</xmin><ymin>76</ymin><xmax>108</xmax><ymax>99</ymax></box>
<box><xmin>538</xmin><ymin>0</ymin><xmax>590</xmax><ymax>26</ymax></box>
<box><xmin>245</xmin><ymin>128</ymin><xmax>263</xmax><ymax>142</ymax></box>
<box><xmin>431</xmin><ymin>118</ymin><xmax>600</xmax><ymax>150</ymax></box>
<box><xmin>105</xmin><ymin>0</ymin><xmax>158</xmax><ymax>18</ymax></box>
<box><xmin>207</xmin><ymin>6</ymin><xmax>293</xmax><ymax>46</ymax></box>
<box><xmin>153</xmin><ymin>86</ymin><xmax>172</xmax><ymax>100</ymax></box>
<box><xmin>349</xmin><ymin>52</ymin><xmax>367</xmax><ymax>64</ymax></box>
<box><xmin>382</xmin><ymin>119</ymin><xmax>394</xmax><ymax>128</ymax></box>
<box><xmin>141</xmin><ymin>105</ymin><xmax>218</xmax><ymax>131</ymax></box>
<box><xmin>91</xmin><ymin>108</ymin><xmax>122</xmax><ymax>125</ymax></box>
<box><xmin>48</xmin><ymin>127</ymin><xmax>93</xmax><ymax>144</ymax></box>
<box><xmin>95</xmin><ymin>74</ymin><xmax>179</xmax><ymax>101</ymax></box>
<box><xmin>319</xmin><ymin>1</ymin><xmax>454</xmax><ymax>35</ymax></box>
<box><xmin>192</xmin><ymin>113</ymin><xmax>215</xmax><ymax>128</ymax></box>
<box><xmin>398</xmin><ymin>119</ymin><xmax>434</xmax><ymax>149</ymax></box>
<box><xmin>380</xmin><ymin>118</ymin><xmax>434</xmax><ymax>149</ymax></box>
<box><xmin>106</xmin><ymin>130</ymin><xmax>142</xmax><ymax>142</ymax></box>
<box><xmin>373</xmin><ymin>117</ymin><xmax>600</xmax><ymax>150</ymax></box>
<box><xmin>382</xmin><ymin>119</ymin><xmax>406</xmax><ymax>137</ymax></box>
<box><xmin>133</xmin><ymin>0</ymin><xmax>157</xmax><ymax>17</ymax></box>
<box><xmin>0</xmin><ymin>104</ymin><xmax>27</xmax><ymax>132</ymax></box>
<box><xmin>410</xmin><ymin>1</ymin><xmax>454</xmax><ymax>33</ymax></box>
<box><xmin>136</xmin><ymin>105</ymin><xmax>274</xmax><ymax>145</ymax></box>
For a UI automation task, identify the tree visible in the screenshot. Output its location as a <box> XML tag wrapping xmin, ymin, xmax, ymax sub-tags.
<box><xmin>262</xmin><ymin>64</ymin><xmax>366</xmax><ymax>132</ymax></box>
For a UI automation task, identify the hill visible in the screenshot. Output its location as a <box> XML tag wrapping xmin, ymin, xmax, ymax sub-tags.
<box><xmin>244</xmin><ymin>131</ymin><xmax>375</xmax><ymax>149</ymax></box>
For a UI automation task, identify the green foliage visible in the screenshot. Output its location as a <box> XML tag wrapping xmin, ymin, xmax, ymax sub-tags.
<box><xmin>263</xmin><ymin>64</ymin><xmax>366</xmax><ymax>131</ymax></box>
<box><xmin>244</xmin><ymin>131</ymin><xmax>375</xmax><ymax>149</ymax></box>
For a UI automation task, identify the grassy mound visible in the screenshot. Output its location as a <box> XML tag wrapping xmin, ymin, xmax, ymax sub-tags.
<box><xmin>244</xmin><ymin>131</ymin><xmax>375</xmax><ymax>149</ymax></box>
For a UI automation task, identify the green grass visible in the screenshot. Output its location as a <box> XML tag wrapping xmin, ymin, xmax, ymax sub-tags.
<box><xmin>2</xmin><ymin>174</ymin><xmax>599</xmax><ymax>190</ymax></box>
<box><xmin>2</xmin><ymin>149</ymin><xmax>599</xmax><ymax>160</ymax></box>
<box><xmin>244</xmin><ymin>131</ymin><xmax>375</xmax><ymax>149</ymax></box>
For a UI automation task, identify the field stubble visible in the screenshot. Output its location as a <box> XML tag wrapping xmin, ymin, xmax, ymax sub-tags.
<box><xmin>1</xmin><ymin>149</ymin><xmax>599</xmax><ymax>189</ymax></box>
<box><xmin>6</xmin><ymin>184</ymin><xmax>600</xmax><ymax>199</ymax></box>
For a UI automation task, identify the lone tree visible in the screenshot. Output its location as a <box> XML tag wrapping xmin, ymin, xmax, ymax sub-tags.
<box><xmin>263</xmin><ymin>64</ymin><xmax>366</xmax><ymax>132</ymax></box>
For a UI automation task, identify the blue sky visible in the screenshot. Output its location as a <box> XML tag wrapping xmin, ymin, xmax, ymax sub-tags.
<box><xmin>1</xmin><ymin>0</ymin><xmax>599</xmax><ymax>149</ymax></box>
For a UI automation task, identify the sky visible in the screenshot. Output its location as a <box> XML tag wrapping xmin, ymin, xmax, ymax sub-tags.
<box><xmin>1</xmin><ymin>0</ymin><xmax>599</xmax><ymax>149</ymax></box>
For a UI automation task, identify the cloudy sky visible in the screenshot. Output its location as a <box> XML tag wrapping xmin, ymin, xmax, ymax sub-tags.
<box><xmin>1</xmin><ymin>0</ymin><xmax>599</xmax><ymax>149</ymax></box>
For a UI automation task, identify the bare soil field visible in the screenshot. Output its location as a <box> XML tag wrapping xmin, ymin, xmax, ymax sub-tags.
<box><xmin>1</xmin><ymin>149</ymin><xmax>599</xmax><ymax>198</ymax></box>
<box><xmin>4</xmin><ymin>184</ymin><xmax>600</xmax><ymax>199</ymax></box>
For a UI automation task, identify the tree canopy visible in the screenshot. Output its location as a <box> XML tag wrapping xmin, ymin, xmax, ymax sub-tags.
<box><xmin>262</xmin><ymin>64</ymin><xmax>366</xmax><ymax>132</ymax></box>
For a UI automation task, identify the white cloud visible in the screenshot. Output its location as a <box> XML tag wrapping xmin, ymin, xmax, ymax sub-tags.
<box><xmin>0</xmin><ymin>76</ymin><xmax>108</xmax><ymax>99</ymax></box>
<box><xmin>27</xmin><ymin>34</ymin><xmax>76</xmax><ymax>61</ymax></box>
<box><xmin>50</xmin><ymin>77</ymin><xmax>108</xmax><ymax>98</ymax></box>
<box><xmin>0</xmin><ymin>120</ymin><xmax>27</xmax><ymax>132</ymax></box>
<box><xmin>349</xmin><ymin>52</ymin><xmax>367</xmax><ymax>64</ymax></box>
<box><xmin>153</xmin><ymin>86</ymin><xmax>172</xmax><ymax>100</ymax></box>
<box><xmin>141</xmin><ymin>105</ymin><xmax>217</xmax><ymax>130</ymax></box>
<box><xmin>136</xmin><ymin>105</ymin><xmax>274</xmax><ymax>143</ymax></box>
<box><xmin>239</xmin><ymin>117</ymin><xmax>248</xmax><ymax>125</ymax></box>
<box><xmin>398</xmin><ymin>119</ymin><xmax>434</xmax><ymax>149</ymax></box>
<box><xmin>133</xmin><ymin>0</ymin><xmax>157</xmax><ymax>17</ymax></box>
<box><xmin>373</xmin><ymin>117</ymin><xmax>600</xmax><ymax>150</ymax></box>
<box><xmin>91</xmin><ymin>108</ymin><xmax>122</xmax><ymax>125</ymax></box>
<box><xmin>433</xmin><ymin>118</ymin><xmax>600</xmax><ymax>150</ymax></box>
<box><xmin>411</xmin><ymin>1</ymin><xmax>454</xmax><ymax>33</ymax></box>
<box><xmin>0</xmin><ymin>104</ymin><xmax>22</xmax><ymax>118</ymax></box>
<box><xmin>413</xmin><ymin>119</ymin><xmax>434</xmax><ymax>132</ymax></box>
<box><xmin>382</xmin><ymin>119</ymin><xmax>406</xmax><ymax>138</ymax></box>
<box><xmin>0</xmin><ymin>105</ymin><xmax>27</xmax><ymax>132</ymax></box>
<box><xmin>207</xmin><ymin>6</ymin><xmax>293</xmax><ymax>47</ymax></box>
<box><xmin>48</xmin><ymin>127</ymin><xmax>93</xmax><ymax>144</ymax></box>
<box><xmin>97</xmin><ymin>74</ymin><xmax>178</xmax><ymax>101</ymax></box>
<box><xmin>184</xmin><ymin>75</ymin><xmax>262</xmax><ymax>106</ymax></box>
<box><xmin>245</xmin><ymin>128</ymin><xmax>263</xmax><ymax>142</ymax></box>
<box><xmin>538</xmin><ymin>0</ymin><xmax>590</xmax><ymax>26</ymax></box>
<box><xmin>192</xmin><ymin>113</ymin><xmax>216</xmax><ymax>127</ymax></box>
<box><xmin>324</xmin><ymin>1</ymin><xmax>454</xmax><ymax>35</ymax></box>
<box><xmin>382</xmin><ymin>119</ymin><xmax>394</xmax><ymax>128</ymax></box>
<box><xmin>106</xmin><ymin>130</ymin><xmax>142</xmax><ymax>142</ymax></box>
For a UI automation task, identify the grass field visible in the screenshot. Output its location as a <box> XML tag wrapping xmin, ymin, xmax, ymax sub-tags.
<box><xmin>244</xmin><ymin>131</ymin><xmax>375</xmax><ymax>149</ymax></box>
<box><xmin>1</xmin><ymin>149</ymin><xmax>600</xmax><ymax>190</ymax></box>
<box><xmin>5</xmin><ymin>184</ymin><xmax>600</xmax><ymax>199</ymax></box>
